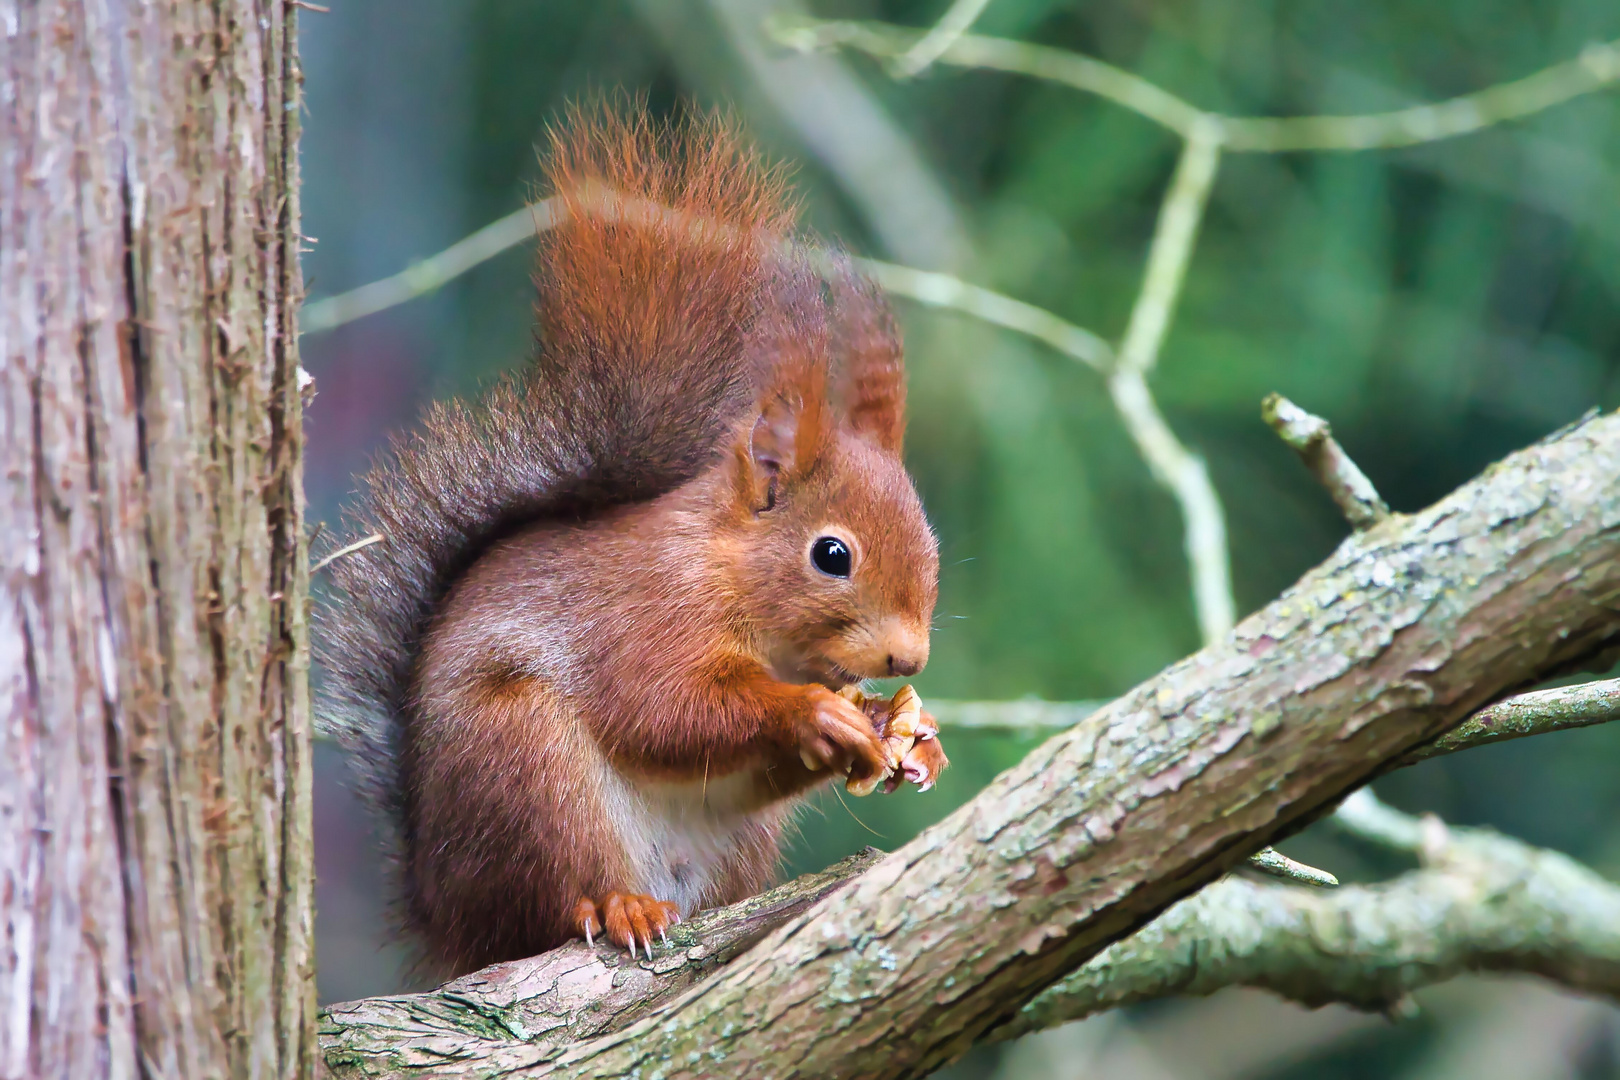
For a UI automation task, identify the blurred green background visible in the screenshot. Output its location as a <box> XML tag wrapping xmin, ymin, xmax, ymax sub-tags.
<box><xmin>301</xmin><ymin>1</ymin><xmax>1620</xmax><ymax>1076</ymax></box>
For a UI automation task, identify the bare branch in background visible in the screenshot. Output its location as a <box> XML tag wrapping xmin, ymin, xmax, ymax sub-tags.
<box><xmin>771</xmin><ymin>16</ymin><xmax>1620</xmax><ymax>153</ymax></box>
<box><xmin>1263</xmin><ymin>393</ymin><xmax>1391</xmax><ymax>530</ymax></box>
<box><xmin>925</xmin><ymin>698</ymin><xmax>1106</xmax><ymax>733</ymax></box>
<box><xmin>1105</xmin><ymin>124</ymin><xmax>1233</xmax><ymax>641</ymax></box>
<box><xmin>929</xmin><ymin>679</ymin><xmax>1620</xmax><ymax>766</ymax></box>
<box><xmin>767</xmin><ymin>14</ymin><xmax>1209</xmax><ymax>137</ymax></box>
<box><xmin>888</xmin><ymin>0</ymin><xmax>996</xmax><ymax>79</ymax></box>
<box><xmin>637</xmin><ymin>0</ymin><xmax>974</xmax><ymax>270</ymax></box>
<box><xmin>1107</xmin><ymin>367</ymin><xmax>1233</xmax><ymax>641</ymax></box>
<box><xmin>301</xmin><ymin>202</ymin><xmax>553</xmax><ymax>335</ymax></box>
<box><xmin>302</xmin><ymin>28</ymin><xmax>1620</xmax><ymax>339</ymax></box>
<box><xmin>855</xmin><ymin>258</ymin><xmax>1112</xmax><ymax>371</ymax></box>
<box><xmin>1115</xmin><ymin>125</ymin><xmax>1223</xmax><ymax>379</ymax></box>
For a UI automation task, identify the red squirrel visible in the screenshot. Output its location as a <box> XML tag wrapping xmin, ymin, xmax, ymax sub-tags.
<box><xmin>318</xmin><ymin>105</ymin><xmax>946</xmax><ymax>978</ymax></box>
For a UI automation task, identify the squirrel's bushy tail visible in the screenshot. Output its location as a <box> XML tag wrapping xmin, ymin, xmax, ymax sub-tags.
<box><xmin>316</xmin><ymin>104</ymin><xmax>797</xmax><ymax>868</ymax></box>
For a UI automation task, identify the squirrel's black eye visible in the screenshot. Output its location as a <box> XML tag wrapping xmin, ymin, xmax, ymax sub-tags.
<box><xmin>810</xmin><ymin>536</ymin><xmax>852</xmax><ymax>578</ymax></box>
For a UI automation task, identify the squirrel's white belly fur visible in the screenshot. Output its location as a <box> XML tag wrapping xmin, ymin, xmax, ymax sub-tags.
<box><xmin>596</xmin><ymin>766</ymin><xmax>769</xmax><ymax>915</ymax></box>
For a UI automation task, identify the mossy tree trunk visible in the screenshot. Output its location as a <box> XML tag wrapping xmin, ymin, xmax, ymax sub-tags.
<box><xmin>0</xmin><ymin>2</ymin><xmax>314</xmax><ymax>1077</ymax></box>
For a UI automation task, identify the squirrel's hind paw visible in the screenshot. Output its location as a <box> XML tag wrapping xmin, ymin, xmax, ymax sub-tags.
<box><xmin>574</xmin><ymin>893</ymin><xmax>682</xmax><ymax>958</ymax></box>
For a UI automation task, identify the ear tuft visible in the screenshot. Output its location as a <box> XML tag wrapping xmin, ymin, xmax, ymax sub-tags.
<box><xmin>734</xmin><ymin>261</ymin><xmax>835</xmax><ymax>511</ymax></box>
<box><xmin>825</xmin><ymin>262</ymin><xmax>906</xmax><ymax>453</ymax></box>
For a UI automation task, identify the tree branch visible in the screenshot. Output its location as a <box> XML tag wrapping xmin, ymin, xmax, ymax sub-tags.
<box><xmin>930</xmin><ymin>678</ymin><xmax>1620</xmax><ymax>758</ymax></box>
<box><xmin>319</xmin><ymin>851</ymin><xmax>884</xmax><ymax>1078</ymax></box>
<box><xmin>769</xmin><ymin>16</ymin><xmax>1620</xmax><ymax>152</ymax></box>
<box><xmin>997</xmin><ymin>792</ymin><xmax>1620</xmax><ymax>1040</ymax></box>
<box><xmin>300</xmin><ymin>202</ymin><xmax>555</xmax><ymax>334</ymax></box>
<box><xmin>1399</xmin><ymin>678</ymin><xmax>1620</xmax><ymax>766</ymax></box>
<box><xmin>886</xmin><ymin>0</ymin><xmax>996</xmax><ymax>79</ymax></box>
<box><xmin>1262</xmin><ymin>393</ymin><xmax>1391</xmax><ymax>530</ymax></box>
<box><xmin>1244</xmin><ymin>847</ymin><xmax>1339</xmax><ymax>888</ymax></box>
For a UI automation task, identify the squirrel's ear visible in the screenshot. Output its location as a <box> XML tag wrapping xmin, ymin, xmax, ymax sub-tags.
<box><xmin>742</xmin><ymin>393</ymin><xmax>797</xmax><ymax>510</ymax></box>
<box><xmin>829</xmin><ymin>266</ymin><xmax>906</xmax><ymax>454</ymax></box>
<box><xmin>738</xmin><ymin>369</ymin><xmax>829</xmax><ymax>512</ymax></box>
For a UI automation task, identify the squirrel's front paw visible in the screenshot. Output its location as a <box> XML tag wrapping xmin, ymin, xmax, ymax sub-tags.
<box><xmin>793</xmin><ymin>685</ymin><xmax>892</xmax><ymax>793</ymax></box>
<box><xmin>889</xmin><ymin>710</ymin><xmax>948</xmax><ymax>794</ymax></box>
<box><xmin>835</xmin><ymin>685</ymin><xmax>947</xmax><ymax>794</ymax></box>
<box><xmin>573</xmin><ymin>893</ymin><xmax>681</xmax><ymax>959</ymax></box>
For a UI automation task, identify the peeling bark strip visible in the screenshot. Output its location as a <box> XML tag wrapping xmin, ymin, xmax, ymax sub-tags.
<box><xmin>0</xmin><ymin>4</ymin><xmax>313</xmax><ymax>1079</ymax></box>
<box><xmin>515</xmin><ymin>411</ymin><xmax>1620</xmax><ymax>1079</ymax></box>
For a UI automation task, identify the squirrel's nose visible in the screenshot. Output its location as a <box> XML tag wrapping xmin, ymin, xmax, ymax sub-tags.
<box><xmin>887</xmin><ymin>654</ymin><xmax>924</xmax><ymax>678</ymax></box>
<box><xmin>873</xmin><ymin>618</ymin><xmax>930</xmax><ymax>679</ymax></box>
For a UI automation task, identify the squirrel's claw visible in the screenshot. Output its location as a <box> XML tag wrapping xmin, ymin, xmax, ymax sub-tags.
<box><xmin>576</xmin><ymin>892</ymin><xmax>682</xmax><ymax>958</ymax></box>
<box><xmin>898</xmin><ymin>721</ymin><xmax>948</xmax><ymax>793</ymax></box>
<box><xmin>573</xmin><ymin>897</ymin><xmax>603</xmax><ymax>948</ymax></box>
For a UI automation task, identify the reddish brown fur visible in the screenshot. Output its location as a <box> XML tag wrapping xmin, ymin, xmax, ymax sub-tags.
<box><xmin>321</xmin><ymin>105</ymin><xmax>940</xmax><ymax>979</ymax></box>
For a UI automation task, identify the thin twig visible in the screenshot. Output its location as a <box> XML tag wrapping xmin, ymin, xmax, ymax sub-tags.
<box><xmin>301</xmin><ymin>31</ymin><xmax>1620</xmax><ymax>341</ymax></box>
<box><xmin>855</xmin><ymin>259</ymin><xmax>1112</xmax><ymax>371</ymax></box>
<box><xmin>770</xmin><ymin>16</ymin><xmax>1620</xmax><ymax>153</ymax></box>
<box><xmin>1106</xmin><ymin>122</ymin><xmax>1232</xmax><ymax>642</ymax></box>
<box><xmin>926</xmin><ymin>698</ymin><xmax>1107</xmax><ymax>733</ymax></box>
<box><xmin>1109</xmin><ymin>368</ymin><xmax>1234</xmax><ymax>642</ymax></box>
<box><xmin>1114</xmin><ymin>124</ymin><xmax>1223</xmax><ymax>379</ymax></box>
<box><xmin>301</xmin><ymin>202</ymin><xmax>555</xmax><ymax>334</ymax></box>
<box><xmin>927</xmin><ymin>680</ymin><xmax>1620</xmax><ymax>759</ymax></box>
<box><xmin>1222</xmin><ymin>41</ymin><xmax>1620</xmax><ymax>152</ymax></box>
<box><xmin>1399</xmin><ymin>678</ymin><xmax>1620</xmax><ymax>766</ymax></box>
<box><xmin>311</xmin><ymin>533</ymin><xmax>384</xmax><ymax>573</ymax></box>
<box><xmin>1332</xmin><ymin>789</ymin><xmax>1430</xmax><ymax>851</ymax></box>
<box><xmin>888</xmin><ymin>0</ymin><xmax>996</xmax><ymax>79</ymax></box>
<box><xmin>1262</xmin><ymin>393</ymin><xmax>1391</xmax><ymax>530</ymax></box>
<box><xmin>1246</xmin><ymin>846</ymin><xmax>1340</xmax><ymax>888</ymax></box>
<box><xmin>767</xmin><ymin>15</ymin><xmax>1208</xmax><ymax>138</ymax></box>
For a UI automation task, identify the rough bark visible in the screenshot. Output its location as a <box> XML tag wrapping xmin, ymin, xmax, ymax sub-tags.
<box><xmin>320</xmin><ymin>851</ymin><xmax>884</xmax><ymax>1077</ymax></box>
<box><xmin>0</xmin><ymin>3</ymin><xmax>313</xmax><ymax>1078</ymax></box>
<box><xmin>414</xmin><ymin>409</ymin><xmax>1618</xmax><ymax>1079</ymax></box>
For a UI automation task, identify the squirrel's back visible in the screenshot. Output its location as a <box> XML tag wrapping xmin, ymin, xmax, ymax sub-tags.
<box><xmin>316</xmin><ymin>106</ymin><xmax>797</xmax><ymax>871</ymax></box>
